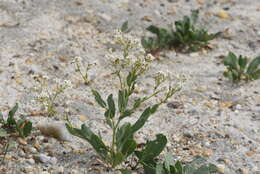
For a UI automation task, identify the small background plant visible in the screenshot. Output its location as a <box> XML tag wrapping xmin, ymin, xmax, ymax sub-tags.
<box><xmin>223</xmin><ymin>52</ymin><xmax>260</xmax><ymax>83</ymax></box>
<box><xmin>0</xmin><ymin>103</ymin><xmax>32</xmax><ymax>163</ymax></box>
<box><xmin>33</xmin><ymin>75</ymin><xmax>72</xmax><ymax>116</ymax></box>
<box><xmin>66</xmin><ymin>29</ymin><xmax>182</xmax><ymax>172</ymax></box>
<box><xmin>142</xmin><ymin>10</ymin><xmax>221</xmax><ymax>54</ymax></box>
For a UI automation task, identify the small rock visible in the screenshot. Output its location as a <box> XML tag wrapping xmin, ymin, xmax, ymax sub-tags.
<box><xmin>19</xmin><ymin>150</ymin><xmax>26</xmax><ymax>157</ymax></box>
<box><xmin>98</xmin><ymin>13</ymin><xmax>111</xmax><ymax>22</ymax></box>
<box><xmin>27</xmin><ymin>158</ymin><xmax>35</xmax><ymax>165</ymax></box>
<box><xmin>217</xmin><ymin>164</ymin><xmax>225</xmax><ymax>173</ymax></box>
<box><xmin>18</xmin><ymin>138</ymin><xmax>27</xmax><ymax>145</ymax></box>
<box><xmin>217</xmin><ymin>10</ymin><xmax>229</xmax><ymax>19</ymax></box>
<box><xmin>202</xmin><ymin>149</ymin><xmax>213</xmax><ymax>157</ymax></box>
<box><xmin>189</xmin><ymin>52</ymin><xmax>199</xmax><ymax>57</ymax></box>
<box><xmin>49</xmin><ymin>157</ymin><xmax>58</xmax><ymax>165</ymax></box>
<box><xmin>38</xmin><ymin>122</ymin><xmax>71</xmax><ymax>141</ymax></box>
<box><xmin>35</xmin><ymin>154</ymin><xmax>51</xmax><ymax>163</ymax></box>
<box><xmin>79</xmin><ymin>115</ymin><xmax>87</xmax><ymax>121</ymax></box>
<box><xmin>167</xmin><ymin>101</ymin><xmax>183</xmax><ymax>109</ymax></box>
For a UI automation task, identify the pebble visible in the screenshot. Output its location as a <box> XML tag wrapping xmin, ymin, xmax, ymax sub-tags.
<box><xmin>98</xmin><ymin>13</ymin><xmax>112</xmax><ymax>22</ymax></box>
<box><xmin>38</xmin><ymin>122</ymin><xmax>71</xmax><ymax>141</ymax></box>
<box><xmin>27</xmin><ymin>158</ymin><xmax>35</xmax><ymax>165</ymax></box>
<box><xmin>18</xmin><ymin>138</ymin><xmax>27</xmax><ymax>145</ymax></box>
<box><xmin>217</xmin><ymin>10</ymin><xmax>229</xmax><ymax>19</ymax></box>
<box><xmin>202</xmin><ymin>149</ymin><xmax>213</xmax><ymax>157</ymax></box>
<box><xmin>35</xmin><ymin>154</ymin><xmax>51</xmax><ymax>163</ymax></box>
<box><xmin>217</xmin><ymin>164</ymin><xmax>225</xmax><ymax>173</ymax></box>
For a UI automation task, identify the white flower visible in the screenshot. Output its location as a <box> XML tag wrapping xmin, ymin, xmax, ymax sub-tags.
<box><xmin>71</xmin><ymin>56</ymin><xmax>82</xmax><ymax>63</ymax></box>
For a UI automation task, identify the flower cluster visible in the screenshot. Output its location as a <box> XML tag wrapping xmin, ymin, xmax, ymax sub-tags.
<box><xmin>107</xmin><ymin>29</ymin><xmax>155</xmax><ymax>77</ymax></box>
<box><xmin>34</xmin><ymin>75</ymin><xmax>72</xmax><ymax>116</ymax></box>
<box><xmin>71</xmin><ymin>56</ymin><xmax>96</xmax><ymax>85</ymax></box>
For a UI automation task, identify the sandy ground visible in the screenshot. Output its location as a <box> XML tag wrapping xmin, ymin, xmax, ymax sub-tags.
<box><xmin>0</xmin><ymin>0</ymin><xmax>259</xmax><ymax>173</ymax></box>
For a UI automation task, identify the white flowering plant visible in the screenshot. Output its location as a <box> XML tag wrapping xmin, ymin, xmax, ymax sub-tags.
<box><xmin>66</xmin><ymin>29</ymin><xmax>182</xmax><ymax>172</ymax></box>
<box><xmin>71</xmin><ymin>57</ymin><xmax>96</xmax><ymax>85</ymax></box>
<box><xmin>34</xmin><ymin>75</ymin><xmax>72</xmax><ymax>116</ymax></box>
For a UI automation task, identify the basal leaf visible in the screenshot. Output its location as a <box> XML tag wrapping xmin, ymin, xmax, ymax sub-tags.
<box><xmin>136</xmin><ymin>134</ymin><xmax>167</xmax><ymax>164</ymax></box>
<box><xmin>7</xmin><ymin>103</ymin><xmax>18</xmax><ymax>126</ymax></box>
<box><xmin>247</xmin><ymin>56</ymin><xmax>260</xmax><ymax>75</ymax></box>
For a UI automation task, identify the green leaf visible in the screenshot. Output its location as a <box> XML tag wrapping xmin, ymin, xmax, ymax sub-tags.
<box><xmin>247</xmin><ymin>56</ymin><xmax>260</xmax><ymax>75</ymax></box>
<box><xmin>131</xmin><ymin>107</ymin><xmax>151</xmax><ymax>133</ymax></box>
<box><xmin>120</xmin><ymin>139</ymin><xmax>137</xmax><ymax>158</ymax></box>
<box><xmin>250</xmin><ymin>69</ymin><xmax>260</xmax><ymax>79</ymax></box>
<box><xmin>119</xmin><ymin>169</ymin><xmax>132</xmax><ymax>174</ymax></box>
<box><xmin>224</xmin><ymin>52</ymin><xmax>238</xmax><ymax>70</ymax></box>
<box><xmin>121</xmin><ymin>21</ymin><xmax>130</xmax><ymax>33</ymax></box>
<box><xmin>174</xmin><ymin>161</ymin><xmax>184</xmax><ymax>173</ymax></box>
<box><xmin>147</xmin><ymin>25</ymin><xmax>161</xmax><ymax>36</ymax></box>
<box><xmin>92</xmin><ymin>89</ymin><xmax>107</xmax><ymax>108</ymax></box>
<box><xmin>194</xmin><ymin>164</ymin><xmax>217</xmax><ymax>174</ymax></box>
<box><xmin>118</xmin><ymin>90</ymin><xmax>128</xmax><ymax>113</ymax></box>
<box><xmin>136</xmin><ymin>134</ymin><xmax>167</xmax><ymax>164</ymax></box>
<box><xmin>65</xmin><ymin>123</ymin><xmax>109</xmax><ymax>160</ymax></box>
<box><xmin>7</xmin><ymin>103</ymin><xmax>18</xmax><ymax>126</ymax></box>
<box><xmin>238</xmin><ymin>56</ymin><xmax>247</xmax><ymax>72</ymax></box>
<box><xmin>156</xmin><ymin>163</ymin><xmax>166</xmax><ymax>174</ymax></box>
<box><xmin>106</xmin><ymin>94</ymin><xmax>116</xmax><ymax>119</ymax></box>
<box><xmin>112</xmin><ymin>152</ymin><xmax>125</xmax><ymax>167</ymax></box>
<box><xmin>0</xmin><ymin>128</ymin><xmax>8</xmax><ymax>137</ymax></box>
<box><xmin>116</xmin><ymin>123</ymin><xmax>133</xmax><ymax>152</ymax></box>
<box><xmin>164</xmin><ymin>152</ymin><xmax>174</xmax><ymax>171</ymax></box>
<box><xmin>22</xmin><ymin>121</ymin><xmax>32</xmax><ymax>137</ymax></box>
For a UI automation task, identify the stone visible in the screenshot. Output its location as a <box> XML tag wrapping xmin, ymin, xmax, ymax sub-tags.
<box><xmin>18</xmin><ymin>138</ymin><xmax>27</xmax><ymax>145</ymax></box>
<box><xmin>27</xmin><ymin>158</ymin><xmax>35</xmax><ymax>165</ymax></box>
<box><xmin>37</xmin><ymin>122</ymin><xmax>71</xmax><ymax>141</ymax></box>
<box><xmin>217</xmin><ymin>10</ymin><xmax>229</xmax><ymax>19</ymax></box>
<box><xmin>217</xmin><ymin>164</ymin><xmax>225</xmax><ymax>173</ymax></box>
<box><xmin>35</xmin><ymin>154</ymin><xmax>51</xmax><ymax>164</ymax></box>
<box><xmin>202</xmin><ymin>149</ymin><xmax>213</xmax><ymax>157</ymax></box>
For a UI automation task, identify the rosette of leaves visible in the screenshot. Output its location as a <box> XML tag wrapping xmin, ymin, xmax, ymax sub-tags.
<box><xmin>0</xmin><ymin>103</ymin><xmax>32</xmax><ymax>138</ymax></box>
<box><xmin>142</xmin><ymin>10</ymin><xmax>221</xmax><ymax>54</ymax></box>
<box><xmin>0</xmin><ymin>103</ymin><xmax>32</xmax><ymax>163</ymax></box>
<box><xmin>223</xmin><ymin>52</ymin><xmax>260</xmax><ymax>83</ymax></box>
<box><xmin>136</xmin><ymin>144</ymin><xmax>217</xmax><ymax>174</ymax></box>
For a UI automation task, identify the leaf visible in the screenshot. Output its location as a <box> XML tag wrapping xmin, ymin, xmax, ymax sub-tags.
<box><xmin>156</xmin><ymin>163</ymin><xmax>166</xmax><ymax>174</ymax></box>
<box><xmin>106</xmin><ymin>94</ymin><xmax>116</xmax><ymax>119</ymax></box>
<box><xmin>7</xmin><ymin>103</ymin><xmax>18</xmax><ymax>126</ymax></box>
<box><xmin>118</xmin><ymin>90</ymin><xmax>127</xmax><ymax>113</ymax></box>
<box><xmin>250</xmin><ymin>69</ymin><xmax>260</xmax><ymax>79</ymax></box>
<box><xmin>0</xmin><ymin>128</ymin><xmax>8</xmax><ymax>137</ymax></box>
<box><xmin>247</xmin><ymin>56</ymin><xmax>260</xmax><ymax>75</ymax></box>
<box><xmin>120</xmin><ymin>139</ymin><xmax>137</xmax><ymax>157</ymax></box>
<box><xmin>238</xmin><ymin>56</ymin><xmax>247</xmax><ymax>72</ymax></box>
<box><xmin>224</xmin><ymin>52</ymin><xmax>238</xmax><ymax>70</ymax></box>
<box><xmin>121</xmin><ymin>21</ymin><xmax>130</xmax><ymax>33</ymax></box>
<box><xmin>92</xmin><ymin>89</ymin><xmax>107</xmax><ymax>108</ymax></box>
<box><xmin>194</xmin><ymin>164</ymin><xmax>217</xmax><ymax>174</ymax></box>
<box><xmin>147</xmin><ymin>25</ymin><xmax>161</xmax><ymax>36</ymax></box>
<box><xmin>136</xmin><ymin>134</ymin><xmax>167</xmax><ymax>164</ymax></box>
<box><xmin>116</xmin><ymin>123</ymin><xmax>133</xmax><ymax>152</ymax></box>
<box><xmin>131</xmin><ymin>107</ymin><xmax>151</xmax><ymax>133</ymax></box>
<box><xmin>22</xmin><ymin>121</ymin><xmax>32</xmax><ymax>137</ymax></box>
<box><xmin>119</xmin><ymin>169</ymin><xmax>132</xmax><ymax>174</ymax></box>
<box><xmin>112</xmin><ymin>152</ymin><xmax>125</xmax><ymax>167</ymax></box>
<box><xmin>164</xmin><ymin>152</ymin><xmax>174</xmax><ymax>171</ymax></box>
<box><xmin>65</xmin><ymin>123</ymin><xmax>109</xmax><ymax>160</ymax></box>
